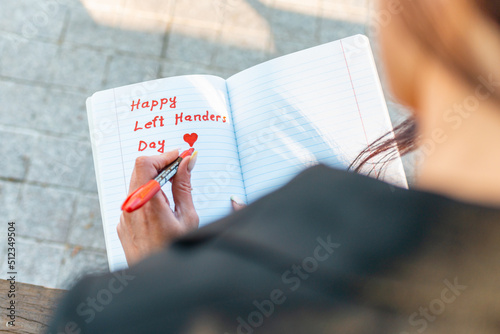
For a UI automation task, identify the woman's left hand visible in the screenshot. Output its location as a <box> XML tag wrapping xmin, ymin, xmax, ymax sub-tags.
<box><xmin>117</xmin><ymin>149</ymin><xmax>199</xmax><ymax>266</ymax></box>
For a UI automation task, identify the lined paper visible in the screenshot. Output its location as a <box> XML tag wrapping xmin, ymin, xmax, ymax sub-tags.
<box><xmin>227</xmin><ymin>35</ymin><xmax>407</xmax><ymax>202</ymax></box>
<box><xmin>88</xmin><ymin>35</ymin><xmax>407</xmax><ymax>271</ymax></box>
<box><xmin>88</xmin><ymin>75</ymin><xmax>245</xmax><ymax>271</ymax></box>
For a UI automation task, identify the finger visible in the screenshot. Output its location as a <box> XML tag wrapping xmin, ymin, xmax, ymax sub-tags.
<box><xmin>159</xmin><ymin>189</ymin><xmax>171</xmax><ymax>207</ymax></box>
<box><xmin>230</xmin><ymin>195</ymin><xmax>247</xmax><ymax>211</ymax></box>
<box><xmin>129</xmin><ymin>149</ymin><xmax>179</xmax><ymax>193</ymax></box>
<box><xmin>148</xmin><ymin>187</ymin><xmax>178</xmax><ymax>222</ymax></box>
<box><xmin>171</xmin><ymin>153</ymin><xmax>198</xmax><ymax>225</ymax></box>
<box><xmin>148</xmin><ymin>187</ymin><xmax>173</xmax><ymax>214</ymax></box>
<box><xmin>149</xmin><ymin>149</ymin><xmax>180</xmax><ymax>173</ymax></box>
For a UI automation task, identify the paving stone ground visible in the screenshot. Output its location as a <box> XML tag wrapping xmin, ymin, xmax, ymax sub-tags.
<box><xmin>0</xmin><ymin>0</ymin><xmax>413</xmax><ymax>289</ymax></box>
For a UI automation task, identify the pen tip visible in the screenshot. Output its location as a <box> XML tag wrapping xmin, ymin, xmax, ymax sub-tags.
<box><xmin>180</xmin><ymin>148</ymin><xmax>195</xmax><ymax>158</ymax></box>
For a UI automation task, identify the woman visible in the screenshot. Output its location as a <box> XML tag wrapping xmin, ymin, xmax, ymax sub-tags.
<box><xmin>48</xmin><ymin>0</ymin><xmax>500</xmax><ymax>333</ymax></box>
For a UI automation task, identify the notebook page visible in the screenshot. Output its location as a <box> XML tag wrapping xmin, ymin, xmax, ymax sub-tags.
<box><xmin>88</xmin><ymin>75</ymin><xmax>244</xmax><ymax>271</ymax></box>
<box><xmin>227</xmin><ymin>35</ymin><xmax>407</xmax><ymax>203</ymax></box>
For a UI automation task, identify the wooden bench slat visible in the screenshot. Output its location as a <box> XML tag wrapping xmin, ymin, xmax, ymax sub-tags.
<box><xmin>0</xmin><ymin>279</ymin><xmax>66</xmax><ymax>334</ymax></box>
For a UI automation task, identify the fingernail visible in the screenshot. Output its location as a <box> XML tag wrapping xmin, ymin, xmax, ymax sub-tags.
<box><xmin>187</xmin><ymin>151</ymin><xmax>198</xmax><ymax>172</ymax></box>
<box><xmin>230</xmin><ymin>195</ymin><xmax>245</xmax><ymax>205</ymax></box>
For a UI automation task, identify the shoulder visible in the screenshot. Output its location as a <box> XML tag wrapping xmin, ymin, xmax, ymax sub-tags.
<box><xmin>220</xmin><ymin>164</ymin><xmax>438</xmax><ymax>261</ymax></box>
<box><xmin>44</xmin><ymin>165</ymin><xmax>454</xmax><ymax>333</ymax></box>
<box><xmin>177</xmin><ymin>164</ymin><xmax>444</xmax><ymax>280</ymax></box>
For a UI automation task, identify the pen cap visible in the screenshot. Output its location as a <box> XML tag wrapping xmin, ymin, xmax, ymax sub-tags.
<box><xmin>121</xmin><ymin>180</ymin><xmax>161</xmax><ymax>212</ymax></box>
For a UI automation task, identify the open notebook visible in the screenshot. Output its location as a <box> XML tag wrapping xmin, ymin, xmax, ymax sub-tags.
<box><xmin>87</xmin><ymin>35</ymin><xmax>407</xmax><ymax>271</ymax></box>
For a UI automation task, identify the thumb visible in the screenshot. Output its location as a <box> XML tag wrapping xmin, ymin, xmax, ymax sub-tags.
<box><xmin>171</xmin><ymin>151</ymin><xmax>198</xmax><ymax>225</ymax></box>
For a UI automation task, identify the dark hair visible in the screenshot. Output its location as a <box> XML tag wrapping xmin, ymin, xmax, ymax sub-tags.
<box><xmin>349</xmin><ymin>118</ymin><xmax>416</xmax><ymax>176</ymax></box>
<box><xmin>350</xmin><ymin>0</ymin><xmax>500</xmax><ymax>175</ymax></box>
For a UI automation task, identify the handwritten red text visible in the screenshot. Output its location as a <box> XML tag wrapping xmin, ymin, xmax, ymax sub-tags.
<box><xmin>131</xmin><ymin>97</ymin><xmax>177</xmax><ymax>112</ymax></box>
<box><xmin>138</xmin><ymin>140</ymin><xmax>165</xmax><ymax>153</ymax></box>
<box><xmin>175</xmin><ymin>111</ymin><xmax>227</xmax><ymax>126</ymax></box>
<box><xmin>134</xmin><ymin>116</ymin><xmax>165</xmax><ymax>131</ymax></box>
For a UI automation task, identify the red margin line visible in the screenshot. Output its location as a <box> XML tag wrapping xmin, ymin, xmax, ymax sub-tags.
<box><xmin>340</xmin><ymin>40</ymin><xmax>369</xmax><ymax>145</ymax></box>
<box><xmin>112</xmin><ymin>89</ymin><xmax>128</xmax><ymax>195</ymax></box>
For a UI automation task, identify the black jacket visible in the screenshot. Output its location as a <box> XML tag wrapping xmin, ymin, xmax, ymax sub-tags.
<box><xmin>46</xmin><ymin>165</ymin><xmax>500</xmax><ymax>334</ymax></box>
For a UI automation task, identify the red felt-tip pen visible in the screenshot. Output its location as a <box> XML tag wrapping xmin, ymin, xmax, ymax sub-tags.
<box><xmin>121</xmin><ymin>148</ymin><xmax>195</xmax><ymax>213</ymax></box>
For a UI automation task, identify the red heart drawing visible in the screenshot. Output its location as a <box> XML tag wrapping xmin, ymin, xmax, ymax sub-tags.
<box><xmin>183</xmin><ymin>133</ymin><xmax>198</xmax><ymax>147</ymax></box>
